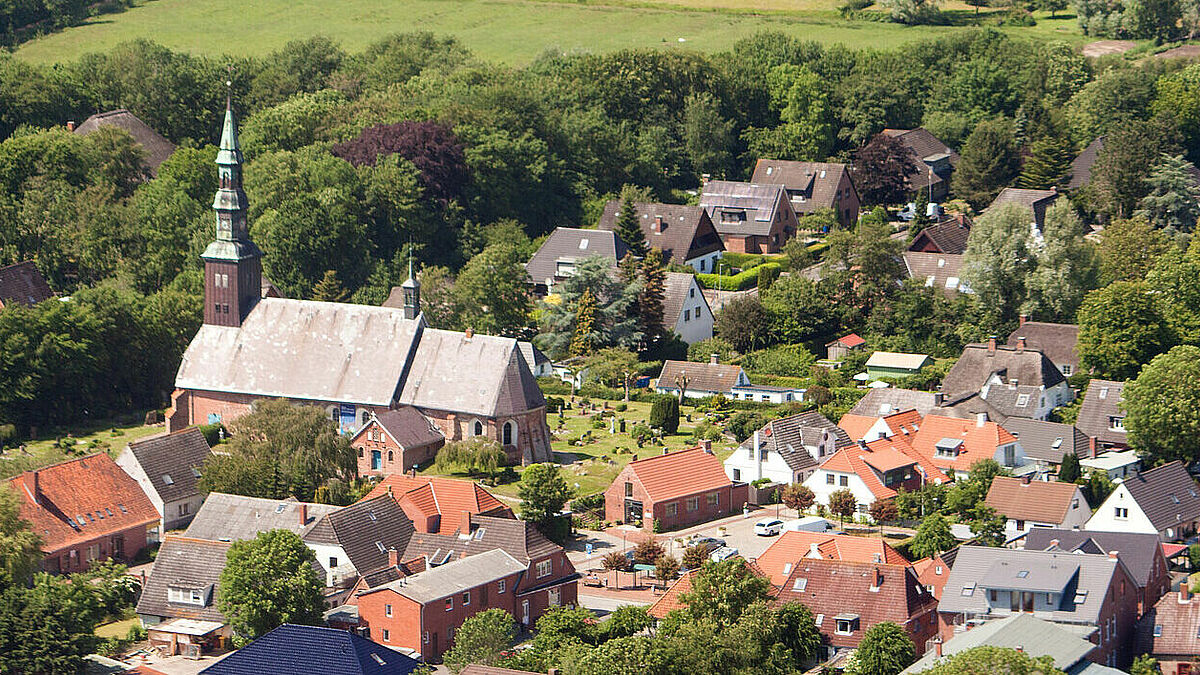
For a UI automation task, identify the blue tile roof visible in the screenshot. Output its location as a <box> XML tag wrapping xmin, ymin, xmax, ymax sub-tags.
<box><xmin>200</xmin><ymin>624</ymin><xmax>421</xmax><ymax>675</ymax></box>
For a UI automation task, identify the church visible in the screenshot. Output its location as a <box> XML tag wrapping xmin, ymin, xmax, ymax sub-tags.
<box><xmin>165</xmin><ymin>99</ymin><xmax>553</xmax><ymax>465</ymax></box>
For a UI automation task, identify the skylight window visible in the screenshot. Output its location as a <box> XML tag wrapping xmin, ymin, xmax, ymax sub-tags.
<box><xmin>368</xmin><ymin>510</ymin><xmax>377</xmax><ymax>522</ymax></box>
<box><xmin>118</xmin><ymin>504</ymin><xmax>127</xmax><ymax>513</ymax></box>
<box><xmin>578</xmin><ymin>238</ymin><xmax>589</xmax><ymax>250</ymax></box>
<box><xmin>793</xmin><ymin>577</ymin><xmax>807</xmax><ymax>591</ymax></box>
<box><xmin>1172</xmin><ymin>494</ymin><xmax>1181</xmax><ymax>504</ymax></box>
<box><xmin>371</xmin><ymin>654</ymin><xmax>386</xmax><ymax>666</ymax></box>
<box><xmin>76</xmin><ymin>516</ymin><xmax>86</xmax><ymax>526</ymax></box>
<box><xmin>192</xmin><ymin>467</ymin><xmax>202</xmax><ymax>479</ymax></box>
<box><xmin>1051</xmin><ymin>438</ymin><xmax>1062</xmax><ymax>449</ymax></box>
<box><xmin>783</xmin><ymin>563</ymin><xmax>793</xmax><ymax>575</ymax></box>
<box><xmin>1074</xmin><ymin>590</ymin><xmax>1088</xmax><ymax>604</ymax></box>
<box><xmin>162</xmin><ymin>474</ymin><xmax>174</xmax><ymax>485</ymax></box>
<box><xmin>105</xmin><ymin>508</ymin><xmax>113</xmax><ymax>517</ymax></box>
<box><xmin>1016</xmin><ymin>570</ymin><xmax>1029</xmax><ymax>578</ymax></box>
<box><xmin>961</xmin><ymin>583</ymin><xmax>976</xmax><ymax>596</ymax></box>
<box><xmin>376</xmin><ymin>541</ymin><xmax>386</xmax><ymax>554</ymax></box>
<box><xmin>275</xmin><ymin>504</ymin><xmax>286</xmax><ymax>514</ymax></box>
<box><xmin>1015</xmin><ymin>394</ymin><xmax>1030</xmax><ymax>407</ymax></box>
<box><xmin>1154</xmin><ymin>624</ymin><xmax>1163</xmax><ymax>637</ymax></box>
<box><xmin>1099</xmin><ymin>387</ymin><xmax>1109</xmax><ymax>400</ymax></box>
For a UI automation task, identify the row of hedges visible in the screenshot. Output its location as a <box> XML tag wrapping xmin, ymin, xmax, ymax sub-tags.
<box><xmin>696</xmin><ymin>262</ymin><xmax>782</xmax><ymax>291</ymax></box>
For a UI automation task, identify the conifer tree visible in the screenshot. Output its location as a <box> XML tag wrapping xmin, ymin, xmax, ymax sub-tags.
<box><xmin>311</xmin><ymin>270</ymin><xmax>349</xmax><ymax>302</ymax></box>
<box><xmin>638</xmin><ymin>248</ymin><xmax>666</xmax><ymax>350</ymax></box>
<box><xmin>569</xmin><ymin>288</ymin><xmax>597</xmax><ymax>357</ymax></box>
<box><xmin>615</xmin><ymin>191</ymin><xmax>648</xmax><ymax>258</ymax></box>
<box><xmin>1017</xmin><ymin>136</ymin><xmax>1074</xmax><ymax>189</ymax></box>
<box><xmin>1136</xmin><ymin>154</ymin><xmax>1200</xmax><ymax>232</ymax></box>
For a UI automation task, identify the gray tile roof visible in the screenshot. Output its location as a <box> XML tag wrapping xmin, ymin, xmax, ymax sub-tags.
<box><xmin>930</xmin><ymin>391</ymin><xmax>1009</xmax><ymax>424</ymax></box>
<box><xmin>880</xmin><ymin>128</ymin><xmax>958</xmax><ymax>191</ymax></box>
<box><xmin>908</xmin><ymin>220</ymin><xmax>971</xmax><ymax>255</ymax></box>
<box><xmin>1076</xmin><ymin>380</ymin><xmax>1127</xmax><ymax>446</ymax></box>
<box><xmin>736</xmin><ymin>411</ymin><xmax>852</xmax><ymax>473</ymax></box>
<box><xmin>136</xmin><ymin>535</ymin><xmax>231</xmax><ymax>623</ymax></box>
<box><xmin>942</xmin><ymin>343</ymin><xmax>1066</xmax><ymax>398</ymax></box>
<box><xmin>750</xmin><ymin>159</ymin><xmax>856</xmax><ymax>214</ymax></box>
<box><xmin>596</xmin><ymin>201</ymin><xmax>723</xmax><ymax>265</ymax></box>
<box><xmin>397</xmin><ymin>328</ymin><xmax>545</xmax><ymax>417</ymax></box>
<box><xmin>938</xmin><ymin>546</ymin><xmax>1120</xmax><ymax>625</ymax></box>
<box><xmin>1119</xmin><ymin>461</ymin><xmax>1200</xmax><ymax>533</ymax></box>
<box><xmin>517</xmin><ymin>341</ymin><xmax>549</xmax><ymax>369</ymax></box>
<box><xmin>1000</xmin><ymin>418</ymin><xmax>1088</xmax><ymax>464</ymax></box>
<box><xmin>74</xmin><ymin>109</ymin><xmax>176</xmax><ymax>175</ymax></box>
<box><xmin>305</xmin><ymin>495</ymin><xmax>415</xmax><ymax>574</ymax></box>
<box><xmin>525</xmin><ymin>227</ymin><xmax>627</xmax><ymax>287</ymax></box>
<box><xmin>184</xmin><ymin>493</ymin><xmax>340</xmax><ymax>542</ymax></box>
<box><xmin>403</xmin><ymin>514</ymin><xmax>561</xmax><ymax>565</ymax></box>
<box><xmin>698</xmin><ymin>181</ymin><xmax>789</xmax><ymax>237</ymax></box>
<box><xmin>178</xmin><ymin>299</ymin><xmax>544</xmax><ymax>419</ymax></box>
<box><xmin>0</xmin><ymin>261</ymin><xmax>53</xmax><ymax>307</ymax></box>
<box><xmin>1025</xmin><ymin>528</ymin><xmax>1164</xmax><ymax>589</ymax></box>
<box><xmin>848</xmin><ymin>388</ymin><xmax>942</xmax><ymax>417</ymax></box>
<box><xmin>987</xmin><ymin>188</ymin><xmax>1059</xmax><ymax>229</ymax></box>
<box><xmin>980</xmin><ymin>383</ymin><xmax>1052</xmax><ymax>420</ymax></box>
<box><xmin>903</xmin><ymin>614</ymin><xmax>1097</xmax><ymax>673</ymax></box>
<box><xmin>1068</xmin><ymin>137</ymin><xmax>1104</xmax><ymax>191</ymax></box>
<box><xmin>125</xmin><ymin>428</ymin><xmax>212</xmax><ymax>504</ymax></box>
<box><xmin>1006</xmin><ymin>322</ymin><xmax>1079</xmax><ymax>374</ymax></box>
<box><xmin>368</xmin><ymin>548</ymin><xmax>527</xmax><ymax>604</ymax></box>
<box><xmin>176</xmin><ymin>299</ymin><xmax>424</xmax><ymax>406</ymax></box>
<box><xmin>657</xmin><ymin>359</ymin><xmax>745</xmax><ymax>395</ymax></box>
<box><xmin>661</xmin><ymin>272</ymin><xmax>708</xmax><ymax>329</ymax></box>
<box><xmin>902</xmin><ymin>252</ymin><xmax>966</xmax><ymax>296</ymax></box>
<box><xmin>366</xmin><ymin>407</ymin><xmax>444</xmax><ymax>451</ymax></box>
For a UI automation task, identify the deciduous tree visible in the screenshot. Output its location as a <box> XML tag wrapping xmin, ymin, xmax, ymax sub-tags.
<box><xmin>217</xmin><ymin>529</ymin><xmax>324</xmax><ymax>644</ymax></box>
<box><xmin>853</xmin><ymin>133</ymin><xmax>920</xmax><ymax>206</ymax></box>
<box><xmin>828</xmin><ymin>488</ymin><xmax>858</xmax><ymax>526</ymax></box>
<box><xmin>1099</xmin><ymin>217</ymin><xmax>1173</xmax><ymax>283</ymax></box>
<box><xmin>849</xmin><ymin>622</ymin><xmax>916</xmax><ymax>675</ymax></box>
<box><xmin>452</xmin><ymin>243</ymin><xmax>532</xmax><ymax>337</ymax></box>
<box><xmin>923</xmin><ymin>646</ymin><xmax>1065</xmax><ymax>674</ymax></box>
<box><xmin>443</xmin><ymin>609</ymin><xmax>518</xmax><ymax>673</ymax></box>
<box><xmin>910</xmin><ymin>513</ymin><xmax>956</xmax><ymax>559</ymax></box>
<box><xmin>0</xmin><ymin>485</ymin><xmax>41</xmax><ymax>588</ymax></box>
<box><xmin>1125</xmin><ymin>345</ymin><xmax>1200</xmax><ymax>465</ymax></box>
<box><xmin>715</xmin><ymin>295</ymin><xmax>770</xmax><ymax>353</ymax></box>
<box><xmin>679</xmin><ymin>558</ymin><xmax>771</xmax><ymax>626</ymax></box>
<box><xmin>518</xmin><ymin>463</ymin><xmax>573</xmax><ymax>525</ymax></box>
<box><xmin>781</xmin><ymin>484</ymin><xmax>816</xmax><ymax>512</ymax></box>
<box><xmin>1077</xmin><ymin>281</ymin><xmax>1175</xmax><ymax>380</ymax></box>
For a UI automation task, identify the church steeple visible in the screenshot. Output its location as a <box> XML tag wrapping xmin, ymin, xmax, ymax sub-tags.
<box><xmin>202</xmin><ymin>85</ymin><xmax>263</xmax><ymax>327</ymax></box>
<box><xmin>401</xmin><ymin>254</ymin><xmax>420</xmax><ymax>320</ymax></box>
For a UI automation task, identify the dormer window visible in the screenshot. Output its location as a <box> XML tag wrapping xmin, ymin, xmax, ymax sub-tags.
<box><xmin>168</xmin><ymin>586</ymin><xmax>207</xmax><ymax>606</ymax></box>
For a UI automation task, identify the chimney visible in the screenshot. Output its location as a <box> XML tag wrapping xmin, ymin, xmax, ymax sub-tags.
<box><xmin>465</xmin><ymin>327</ymin><xmax>473</xmax><ymax>340</ymax></box>
<box><xmin>987</xmin><ymin>336</ymin><xmax>997</xmax><ymax>356</ymax></box>
<box><xmin>549</xmin><ymin>669</ymin><xmax>561</xmax><ymax>675</ymax></box>
<box><xmin>701</xmin><ymin>439</ymin><xmax>713</xmax><ymax>454</ymax></box>
<box><xmin>701</xmin><ymin>173</ymin><xmax>712</xmax><ymax>186</ymax></box>
<box><xmin>653</xmin><ymin>216</ymin><xmax>664</xmax><ymax>233</ymax></box>
<box><xmin>934</xmin><ymin>640</ymin><xmax>943</xmax><ymax>657</ymax></box>
<box><xmin>1022</xmin><ymin>474</ymin><xmax>1032</xmax><ymax>485</ymax></box>
<box><xmin>976</xmin><ymin>412</ymin><xmax>987</xmax><ymax>427</ymax></box>
<box><xmin>710</xmin><ymin>353</ymin><xmax>719</xmax><ymax>365</ymax></box>
<box><xmin>1015</xmin><ymin>645</ymin><xmax>1024</xmax><ymax>654</ymax></box>
<box><xmin>809</xmin><ymin>542</ymin><xmax>821</xmax><ymax>558</ymax></box>
<box><xmin>1181</xmin><ymin>585</ymin><xmax>1192</xmax><ymax>603</ymax></box>
<box><xmin>1049</xmin><ymin>539</ymin><xmax>1059</xmax><ymax>549</ymax></box>
<box><xmin>299</xmin><ymin>502</ymin><xmax>308</xmax><ymax>526</ymax></box>
<box><xmin>1019</xmin><ymin>314</ymin><xmax>1029</xmax><ymax>326</ymax></box>
<box><xmin>460</xmin><ymin>510</ymin><xmax>472</xmax><ymax>535</ymax></box>
<box><xmin>662</xmin><ymin>447</ymin><xmax>669</xmax><ymax>455</ymax></box>
<box><xmin>30</xmin><ymin>470</ymin><xmax>39</xmax><ymax>506</ymax></box>
<box><xmin>1016</xmin><ymin>336</ymin><xmax>1026</xmax><ymax>353</ymax></box>
<box><xmin>388</xmin><ymin>547</ymin><xmax>399</xmax><ymax>569</ymax></box>
<box><xmin>1108</xmin><ymin>550</ymin><xmax>1119</xmax><ymax>559</ymax></box>
<box><xmin>66</xmin><ymin>120</ymin><xmax>75</xmax><ymax>132</ymax></box>
<box><xmin>857</xmin><ymin>439</ymin><xmax>869</xmax><ymax>450</ymax></box>
<box><xmin>934</xmin><ymin>392</ymin><xmax>945</xmax><ymax>406</ymax></box>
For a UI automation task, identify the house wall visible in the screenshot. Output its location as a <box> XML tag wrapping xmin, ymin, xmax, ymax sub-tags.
<box><xmin>833</xmin><ymin>172</ymin><xmax>861</xmax><ymax>227</ymax></box>
<box><xmin>114</xmin><ymin>447</ymin><xmax>168</xmax><ymax>535</ymax></box>
<box><xmin>169</xmin><ymin>389</ymin><xmax>551</xmax><ymax>465</ymax></box>
<box><xmin>1002</xmin><ymin>487</ymin><xmax>1091</xmax><ymax>533</ymax></box>
<box><xmin>162</xmin><ymin>495</ymin><xmax>204</xmax><ymax>532</ymax></box>
<box><xmin>730</xmin><ymin>388</ymin><xmax>801</xmax><ymax>404</ymax></box>
<box><xmin>307</xmin><ymin>542</ymin><xmax>354</xmax><ymax>587</ymax></box>
<box><xmin>352</xmin><ymin>420</ymin><xmax>444</xmax><ymax>477</ymax></box>
<box><xmin>723</xmin><ymin>444</ymin><xmax>797</xmax><ymax>485</ymax></box>
<box><xmin>671</xmin><ymin>281</ymin><xmax>714</xmax><ymax>345</ymax></box>
<box><xmin>42</xmin><ymin>522</ymin><xmax>156</xmax><ymax>574</ymax></box>
<box><xmin>685</xmin><ymin>251</ymin><xmax>723</xmax><ymax>274</ymax></box>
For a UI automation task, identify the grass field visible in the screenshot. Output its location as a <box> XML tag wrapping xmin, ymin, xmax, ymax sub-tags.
<box><xmin>0</xmin><ymin>417</ymin><xmax>164</xmax><ymax>480</ymax></box>
<box><xmin>15</xmin><ymin>0</ymin><xmax>1090</xmax><ymax>66</ymax></box>
<box><xmin>422</xmin><ymin>399</ymin><xmax>735</xmax><ymax>499</ymax></box>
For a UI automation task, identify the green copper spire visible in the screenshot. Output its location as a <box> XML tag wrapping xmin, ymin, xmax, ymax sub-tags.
<box><xmin>210</xmin><ymin>84</ymin><xmax>250</xmax><ymax>246</ymax></box>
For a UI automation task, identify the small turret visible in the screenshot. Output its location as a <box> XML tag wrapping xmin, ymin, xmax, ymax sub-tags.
<box><xmin>401</xmin><ymin>255</ymin><xmax>420</xmax><ymax>320</ymax></box>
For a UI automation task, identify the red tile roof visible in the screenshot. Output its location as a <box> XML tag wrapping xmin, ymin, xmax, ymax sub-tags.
<box><xmin>831</xmin><ymin>333</ymin><xmax>866</xmax><ymax>349</ymax></box>
<box><xmin>8</xmin><ymin>453</ymin><xmax>158</xmax><ymax>554</ymax></box>
<box><xmin>820</xmin><ymin>437</ymin><xmax>947</xmax><ymax>501</ymax></box>
<box><xmin>362</xmin><ymin>475</ymin><xmax>512</xmax><ymax>535</ymax></box>
<box><xmin>754</xmin><ymin>531</ymin><xmax>908</xmax><ymax>587</ymax></box>
<box><xmin>623</xmin><ymin>447</ymin><xmax>733</xmax><ymax>503</ymax></box>
<box><xmin>837</xmin><ymin>414</ymin><xmax>877</xmax><ymax>442</ymax></box>
<box><xmin>909</xmin><ymin>415</ymin><xmax>1017</xmax><ymax>474</ymax></box>
<box><xmin>911</xmin><ymin>554</ymin><xmax>954</xmax><ymax>600</ymax></box>
<box><xmin>985</xmin><ymin>476</ymin><xmax>1083</xmax><ymax>525</ymax></box>
<box><xmin>648</xmin><ymin>569</ymin><xmax>698</xmax><ymax>619</ymax></box>
<box><xmin>839</xmin><ymin>410</ymin><xmax>923</xmax><ymax>443</ymax></box>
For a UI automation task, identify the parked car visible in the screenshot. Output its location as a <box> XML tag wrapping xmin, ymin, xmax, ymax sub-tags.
<box><xmin>686</xmin><ymin>536</ymin><xmax>726</xmax><ymax>555</ymax></box>
<box><xmin>710</xmin><ymin>545</ymin><xmax>740</xmax><ymax>562</ymax></box>
<box><xmin>754</xmin><ymin>518</ymin><xmax>784</xmax><ymax>536</ymax></box>
<box><xmin>784</xmin><ymin>516</ymin><xmax>835</xmax><ymax>533</ymax></box>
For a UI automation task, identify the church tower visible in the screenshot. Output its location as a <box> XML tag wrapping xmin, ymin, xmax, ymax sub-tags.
<box><xmin>202</xmin><ymin>91</ymin><xmax>262</xmax><ymax>327</ymax></box>
<box><xmin>400</xmin><ymin>257</ymin><xmax>420</xmax><ymax>320</ymax></box>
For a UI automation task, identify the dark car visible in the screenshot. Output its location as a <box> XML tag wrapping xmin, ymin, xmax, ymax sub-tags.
<box><xmin>687</xmin><ymin>536</ymin><xmax>726</xmax><ymax>554</ymax></box>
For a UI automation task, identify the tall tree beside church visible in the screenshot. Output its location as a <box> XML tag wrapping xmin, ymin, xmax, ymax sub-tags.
<box><xmin>570</xmin><ymin>289</ymin><xmax>598</xmax><ymax>357</ymax></box>
<box><xmin>638</xmin><ymin>248</ymin><xmax>666</xmax><ymax>350</ymax></box>
<box><xmin>310</xmin><ymin>270</ymin><xmax>349</xmax><ymax>302</ymax></box>
<box><xmin>538</xmin><ymin>256</ymin><xmax>642</xmax><ymax>358</ymax></box>
<box><xmin>615</xmin><ymin>190</ymin><xmax>648</xmax><ymax>258</ymax></box>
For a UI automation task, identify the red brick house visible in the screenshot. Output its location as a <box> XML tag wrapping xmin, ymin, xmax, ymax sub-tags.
<box><xmin>8</xmin><ymin>453</ymin><xmax>158</xmax><ymax>573</ymax></box>
<box><xmin>751</xmin><ymin>159</ymin><xmax>861</xmax><ymax>228</ymax></box>
<box><xmin>362</xmin><ymin>474</ymin><xmax>513</xmax><ymax>535</ymax></box>
<box><xmin>352</xmin><ymin>408</ymin><xmax>446</xmax><ymax>477</ymax></box>
<box><xmin>604</xmin><ymin>443</ymin><xmax>748</xmax><ymax>530</ymax></box>
<box><xmin>774</xmin><ymin>556</ymin><xmax>939</xmax><ymax>658</ymax></box>
<box><xmin>351</xmin><ymin>515</ymin><xmax>578</xmax><ymax>661</ymax></box>
<box><xmin>698</xmin><ymin>180</ymin><xmax>799</xmax><ymax>253</ymax></box>
<box><xmin>1137</xmin><ymin>586</ymin><xmax>1200</xmax><ymax>675</ymax></box>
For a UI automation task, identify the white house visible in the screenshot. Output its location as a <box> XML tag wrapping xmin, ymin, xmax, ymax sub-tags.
<box><xmin>1085</xmin><ymin>461</ymin><xmax>1200</xmax><ymax>541</ymax></box>
<box><xmin>803</xmin><ymin>437</ymin><xmax>948</xmax><ymax>521</ymax></box>
<box><xmin>983</xmin><ymin>476</ymin><xmax>1091</xmax><ymax>538</ymax></box>
<box><xmin>518</xmin><ymin>341</ymin><xmax>552</xmax><ymax>378</ymax></box>
<box><xmin>730</xmin><ymin>384</ymin><xmax>805</xmax><ymax>404</ymax></box>
<box><xmin>723</xmin><ymin>411</ymin><xmax>851</xmax><ymax>485</ymax></box>
<box><xmin>663</xmin><ymin>272</ymin><xmax>713</xmax><ymax>345</ymax></box>
<box><xmin>115</xmin><ymin>427</ymin><xmax>213</xmax><ymax>534</ymax></box>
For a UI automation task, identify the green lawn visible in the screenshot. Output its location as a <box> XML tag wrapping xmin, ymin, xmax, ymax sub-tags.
<box><xmin>422</xmin><ymin>399</ymin><xmax>735</xmax><ymax>500</ymax></box>
<box><xmin>15</xmin><ymin>0</ymin><xmax>1091</xmax><ymax>66</ymax></box>
<box><xmin>95</xmin><ymin>617</ymin><xmax>139</xmax><ymax>639</ymax></box>
<box><xmin>0</xmin><ymin>417</ymin><xmax>163</xmax><ymax>479</ymax></box>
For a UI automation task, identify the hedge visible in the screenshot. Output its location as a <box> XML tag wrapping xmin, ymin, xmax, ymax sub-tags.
<box><xmin>718</xmin><ymin>252</ymin><xmax>766</xmax><ymax>269</ymax></box>
<box><xmin>696</xmin><ymin>262</ymin><xmax>782</xmax><ymax>291</ymax></box>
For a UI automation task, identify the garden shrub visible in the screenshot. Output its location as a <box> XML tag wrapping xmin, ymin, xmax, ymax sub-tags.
<box><xmin>649</xmin><ymin>396</ymin><xmax>680</xmax><ymax>434</ymax></box>
<box><xmin>740</xmin><ymin>345</ymin><xmax>817</xmax><ymax>377</ymax></box>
